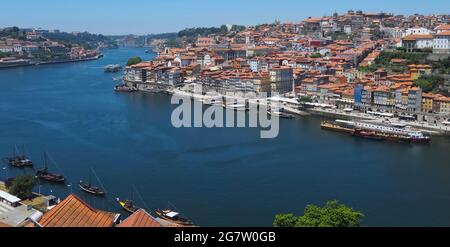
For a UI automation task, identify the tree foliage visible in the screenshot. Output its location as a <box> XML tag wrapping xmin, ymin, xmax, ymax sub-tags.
<box><xmin>178</xmin><ymin>25</ymin><xmax>246</xmax><ymax>38</ymax></box>
<box><xmin>434</xmin><ymin>56</ymin><xmax>450</xmax><ymax>74</ymax></box>
<box><xmin>309</xmin><ymin>53</ymin><xmax>322</xmax><ymax>58</ymax></box>
<box><xmin>273</xmin><ymin>201</ymin><xmax>364</xmax><ymax>227</ymax></box>
<box><xmin>164</xmin><ymin>39</ymin><xmax>183</xmax><ymax>48</ymax></box>
<box><xmin>9</xmin><ymin>175</ymin><xmax>37</xmax><ymax>199</ymax></box>
<box><xmin>43</xmin><ymin>31</ymin><xmax>115</xmax><ymax>49</ymax></box>
<box><xmin>127</xmin><ymin>56</ymin><xmax>142</xmax><ymax>66</ymax></box>
<box><xmin>0</xmin><ymin>26</ymin><xmax>26</xmax><ymax>40</ymax></box>
<box><xmin>273</xmin><ymin>213</ymin><xmax>298</xmax><ymax>227</ymax></box>
<box><xmin>414</xmin><ymin>75</ymin><xmax>445</xmax><ymax>93</ymax></box>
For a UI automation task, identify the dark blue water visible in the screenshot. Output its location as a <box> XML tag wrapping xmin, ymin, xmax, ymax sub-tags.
<box><xmin>1</xmin><ymin>48</ymin><xmax>450</xmax><ymax>226</ymax></box>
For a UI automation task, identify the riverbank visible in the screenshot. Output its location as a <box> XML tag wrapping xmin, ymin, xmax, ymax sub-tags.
<box><xmin>0</xmin><ymin>54</ymin><xmax>103</xmax><ymax>69</ymax></box>
<box><xmin>164</xmin><ymin>87</ymin><xmax>450</xmax><ymax>136</ymax></box>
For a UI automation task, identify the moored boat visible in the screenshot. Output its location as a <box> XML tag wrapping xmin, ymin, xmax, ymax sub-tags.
<box><xmin>320</xmin><ymin>121</ymin><xmax>355</xmax><ymax>134</ymax></box>
<box><xmin>79</xmin><ymin>181</ymin><xmax>106</xmax><ymax>196</ymax></box>
<box><xmin>79</xmin><ymin>168</ymin><xmax>106</xmax><ymax>196</ymax></box>
<box><xmin>352</xmin><ymin>129</ymin><xmax>385</xmax><ymax>141</ymax></box>
<box><xmin>36</xmin><ymin>152</ymin><xmax>65</xmax><ymax>183</ymax></box>
<box><xmin>321</xmin><ymin>119</ymin><xmax>431</xmax><ymax>144</ymax></box>
<box><xmin>117</xmin><ymin>198</ymin><xmax>139</xmax><ymax>214</ymax></box>
<box><xmin>37</xmin><ymin>168</ymin><xmax>65</xmax><ymax>183</ymax></box>
<box><xmin>155</xmin><ymin>209</ymin><xmax>194</xmax><ymax>226</ymax></box>
<box><xmin>114</xmin><ymin>84</ymin><xmax>137</xmax><ymax>92</ymax></box>
<box><xmin>4</xmin><ymin>145</ymin><xmax>33</xmax><ymax>168</ymax></box>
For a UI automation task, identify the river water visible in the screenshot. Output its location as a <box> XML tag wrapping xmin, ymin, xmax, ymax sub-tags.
<box><xmin>1</xmin><ymin>47</ymin><xmax>450</xmax><ymax>226</ymax></box>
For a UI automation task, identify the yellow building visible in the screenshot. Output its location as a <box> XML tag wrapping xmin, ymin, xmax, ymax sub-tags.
<box><xmin>422</xmin><ymin>93</ymin><xmax>435</xmax><ymax>113</ymax></box>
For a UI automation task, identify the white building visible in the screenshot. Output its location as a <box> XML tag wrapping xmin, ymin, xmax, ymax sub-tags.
<box><xmin>404</xmin><ymin>27</ymin><xmax>432</xmax><ymax>36</ymax></box>
<box><xmin>0</xmin><ymin>46</ymin><xmax>14</xmax><ymax>53</ymax></box>
<box><xmin>415</xmin><ymin>35</ymin><xmax>433</xmax><ymax>49</ymax></box>
<box><xmin>433</xmin><ymin>32</ymin><xmax>450</xmax><ymax>53</ymax></box>
<box><xmin>382</xmin><ymin>27</ymin><xmax>404</xmax><ymax>39</ymax></box>
<box><xmin>249</xmin><ymin>60</ymin><xmax>262</xmax><ymax>72</ymax></box>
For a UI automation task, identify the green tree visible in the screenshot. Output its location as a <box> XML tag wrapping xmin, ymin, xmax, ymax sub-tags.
<box><xmin>414</xmin><ymin>75</ymin><xmax>445</xmax><ymax>93</ymax></box>
<box><xmin>273</xmin><ymin>201</ymin><xmax>364</xmax><ymax>227</ymax></box>
<box><xmin>273</xmin><ymin>213</ymin><xmax>299</xmax><ymax>227</ymax></box>
<box><xmin>9</xmin><ymin>175</ymin><xmax>37</xmax><ymax>199</ymax></box>
<box><xmin>414</xmin><ymin>78</ymin><xmax>433</xmax><ymax>92</ymax></box>
<box><xmin>127</xmin><ymin>56</ymin><xmax>142</xmax><ymax>66</ymax></box>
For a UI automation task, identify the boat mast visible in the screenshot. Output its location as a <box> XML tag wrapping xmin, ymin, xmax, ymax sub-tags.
<box><xmin>43</xmin><ymin>152</ymin><xmax>48</xmax><ymax>170</ymax></box>
<box><xmin>20</xmin><ymin>144</ymin><xmax>26</xmax><ymax>159</ymax></box>
<box><xmin>90</xmin><ymin>167</ymin><xmax>107</xmax><ymax>193</ymax></box>
<box><xmin>13</xmin><ymin>145</ymin><xmax>19</xmax><ymax>158</ymax></box>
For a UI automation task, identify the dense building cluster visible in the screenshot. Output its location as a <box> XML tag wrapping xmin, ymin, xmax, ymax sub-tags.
<box><xmin>0</xmin><ymin>28</ymin><xmax>103</xmax><ymax>66</ymax></box>
<box><xmin>124</xmin><ymin>11</ymin><xmax>450</xmax><ymax>117</ymax></box>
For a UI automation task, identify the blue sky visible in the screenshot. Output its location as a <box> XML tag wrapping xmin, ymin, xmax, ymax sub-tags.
<box><xmin>1</xmin><ymin>0</ymin><xmax>449</xmax><ymax>35</ymax></box>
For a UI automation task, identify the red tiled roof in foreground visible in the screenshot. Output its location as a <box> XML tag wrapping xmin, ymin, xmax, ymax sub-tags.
<box><xmin>0</xmin><ymin>222</ymin><xmax>11</xmax><ymax>227</ymax></box>
<box><xmin>39</xmin><ymin>194</ymin><xmax>118</xmax><ymax>227</ymax></box>
<box><xmin>118</xmin><ymin>209</ymin><xmax>163</xmax><ymax>227</ymax></box>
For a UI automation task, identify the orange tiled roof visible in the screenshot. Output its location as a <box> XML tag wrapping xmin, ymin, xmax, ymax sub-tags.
<box><xmin>0</xmin><ymin>222</ymin><xmax>11</xmax><ymax>227</ymax></box>
<box><xmin>403</xmin><ymin>34</ymin><xmax>433</xmax><ymax>40</ymax></box>
<box><xmin>436</xmin><ymin>31</ymin><xmax>450</xmax><ymax>36</ymax></box>
<box><xmin>435</xmin><ymin>24</ymin><xmax>450</xmax><ymax>31</ymax></box>
<box><xmin>118</xmin><ymin>209</ymin><xmax>163</xmax><ymax>227</ymax></box>
<box><xmin>39</xmin><ymin>194</ymin><xmax>118</xmax><ymax>227</ymax></box>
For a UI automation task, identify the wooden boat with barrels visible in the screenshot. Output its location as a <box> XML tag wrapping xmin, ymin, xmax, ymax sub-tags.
<box><xmin>155</xmin><ymin>209</ymin><xmax>194</xmax><ymax>226</ymax></box>
<box><xmin>79</xmin><ymin>168</ymin><xmax>106</xmax><ymax>196</ymax></box>
<box><xmin>37</xmin><ymin>168</ymin><xmax>65</xmax><ymax>183</ymax></box>
<box><xmin>36</xmin><ymin>152</ymin><xmax>65</xmax><ymax>183</ymax></box>
<box><xmin>117</xmin><ymin>198</ymin><xmax>139</xmax><ymax>214</ymax></box>
<box><xmin>79</xmin><ymin>181</ymin><xmax>106</xmax><ymax>196</ymax></box>
<box><xmin>4</xmin><ymin>145</ymin><xmax>33</xmax><ymax>168</ymax></box>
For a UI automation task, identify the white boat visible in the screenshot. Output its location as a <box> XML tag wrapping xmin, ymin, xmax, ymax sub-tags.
<box><xmin>336</xmin><ymin>119</ymin><xmax>429</xmax><ymax>140</ymax></box>
<box><xmin>268</xmin><ymin>110</ymin><xmax>293</xmax><ymax>118</ymax></box>
<box><xmin>224</xmin><ymin>103</ymin><xmax>247</xmax><ymax>111</ymax></box>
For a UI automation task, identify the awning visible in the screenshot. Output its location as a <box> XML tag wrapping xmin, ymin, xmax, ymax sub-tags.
<box><xmin>166</xmin><ymin>212</ymin><xmax>179</xmax><ymax>218</ymax></box>
<box><xmin>0</xmin><ymin>190</ymin><xmax>21</xmax><ymax>204</ymax></box>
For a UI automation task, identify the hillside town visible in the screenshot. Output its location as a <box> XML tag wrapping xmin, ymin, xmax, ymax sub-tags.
<box><xmin>0</xmin><ymin>27</ymin><xmax>111</xmax><ymax>68</ymax></box>
<box><xmin>123</xmin><ymin>11</ymin><xmax>450</xmax><ymax>130</ymax></box>
<box><xmin>2</xmin><ymin>10</ymin><xmax>450</xmax><ymax>228</ymax></box>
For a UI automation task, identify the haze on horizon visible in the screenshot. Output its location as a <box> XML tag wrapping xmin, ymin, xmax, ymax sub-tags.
<box><xmin>1</xmin><ymin>0</ymin><xmax>449</xmax><ymax>35</ymax></box>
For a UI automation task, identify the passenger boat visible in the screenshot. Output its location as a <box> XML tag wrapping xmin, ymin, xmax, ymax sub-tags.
<box><xmin>320</xmin><ymin>121</ymin><xmax>355</xmax><ymax>134</ymax></box>
<box><xmin>4</xmin><ymin>145</ymin><xmax>33</xmax><ymax>168</ymax></box>
<box><xmin>117</xmin><ymin>198</ymin><xmax>139</xmax><ymax>214</ymax></box>
<box><xmin>351</xmin><ymin>121</ymin><xmax>431</xmax><ymax>144</ymax></box>
<box><xmin>352</xmin><ymin>129</ymin><xmax>385</xmax><ymax>141</ymax></box>
<box><xmin>155</xmin><ymin>209</ymin><xmax>194</xmax><ymax>226</ymax></box>
<box><xmin>321</xmin><ymin>119</ymin><xmax>431</xmax><ymax>144</ymax></box>
<box><xmin>36</xmin><ymin>152</ymin><xmax>65</xmax><ymax>183</ymax></box>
